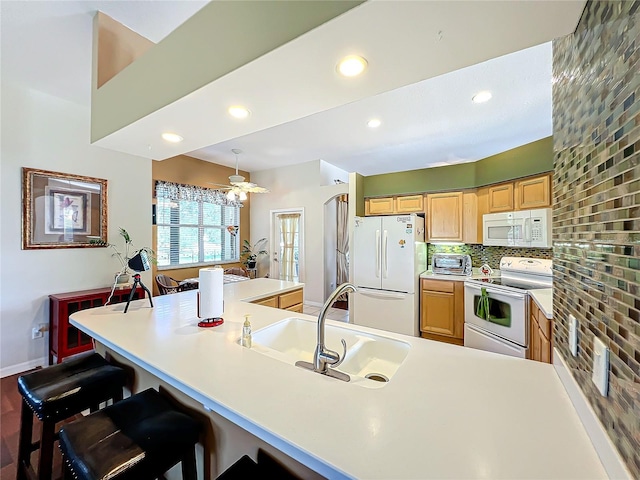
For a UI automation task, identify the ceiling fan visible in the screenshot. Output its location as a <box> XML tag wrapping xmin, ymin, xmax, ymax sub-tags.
<box><xmin>210</xmin><ymin>149</ymin><xmax>269</xmax><ymax>201</ymax></box>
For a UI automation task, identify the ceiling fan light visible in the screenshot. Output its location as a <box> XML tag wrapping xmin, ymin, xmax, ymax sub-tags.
<box><xmin>226</xmin><ymin>190</ymin><xmax>236</xmax><ymax>201</ymax></box>
<box><xmin>239</xmin><ymin>191</ymin><xmax>248</xmax><ymax>201</ymax></box>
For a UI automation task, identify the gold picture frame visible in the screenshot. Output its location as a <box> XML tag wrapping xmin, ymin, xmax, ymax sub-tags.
<box><xmin>22</xmin><ymin>167</ymin><xmax>108</xmax><ymax>249</ymax></box>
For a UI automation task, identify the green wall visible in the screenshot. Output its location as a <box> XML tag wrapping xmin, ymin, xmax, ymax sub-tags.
<box><xmin>363</xmin><ymin>137</ymin><xmax>553</xmax><ymax>197</ymax></box>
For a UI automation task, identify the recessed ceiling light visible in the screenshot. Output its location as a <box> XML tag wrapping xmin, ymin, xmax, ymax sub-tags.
<box><xmin>472</xmin><ymin>91</ymin><xmax>492</xmax><ymax>104</ymax></box>
<box><xmin>228</xmin><ymin>106</ymin><xmax>251</xmax><ymax>119</ymax></box>
<box><xmin>337</xmin><ymin>55</ymin><xmax>368</xmax><ymax>77</ymax></box>
<box><xmin>367</xmin><ymin>118</ymin><xmax>381</xmax><ymax>128</ymax></box>
<box><xmin>161</xmin><ymin>132</ymin><xmax>183</xmax><ymax>143</ymax></box>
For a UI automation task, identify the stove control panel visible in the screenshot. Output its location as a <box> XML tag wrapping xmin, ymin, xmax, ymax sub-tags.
<box><xmin>500</xmin><ymin>257</ymin><xmax>553</xmax><ymax>276</ymax></box>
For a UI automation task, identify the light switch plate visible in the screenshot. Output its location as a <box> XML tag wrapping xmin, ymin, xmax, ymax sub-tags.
<box><xmin>592</xmin><ymin>336</ymin><xmax>609</xmax><ymax>397</ymax></box>
<box><xmin>569</xmin><ymin>314</ymin><xmax>578</xmax><ymax>356</ymax></box>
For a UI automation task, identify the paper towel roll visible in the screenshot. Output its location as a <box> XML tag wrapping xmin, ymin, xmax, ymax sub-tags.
<box><xmin>199</xmin><ymin>267</ymin><xmax>224</xmax><ymax>318</ymax></box>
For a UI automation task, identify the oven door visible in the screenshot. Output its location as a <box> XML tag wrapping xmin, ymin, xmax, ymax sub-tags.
<box><xmin>464</xmin><ymin>281</ymin><xmax>528</xmax><ymax>347</ymax></box>
<box><xmin>464</xmin><ymin>324</ymin><xmax>527</xmax><ymax>359</ymax></box>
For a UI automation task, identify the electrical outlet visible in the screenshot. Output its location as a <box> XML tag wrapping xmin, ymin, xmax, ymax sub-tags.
<box><xmin>592</xmin><ymin>336</ymin><xmax>609</xmax><ymax>397</ymax></box>
<box><xmin>569</xmin><ymin>314</ymin><xmax>578</xmax><ymax>356</ymax></box>
<box><xmin>31</xmin><ymin>327</ymin><xmax>43</xmax><ymax>340</ymax></box>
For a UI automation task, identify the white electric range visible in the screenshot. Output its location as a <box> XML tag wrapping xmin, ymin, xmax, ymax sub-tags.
<box><xmin>463</xmin><ymin>257</ymin><xmax>553</xmax><ymax>358</ymax></box>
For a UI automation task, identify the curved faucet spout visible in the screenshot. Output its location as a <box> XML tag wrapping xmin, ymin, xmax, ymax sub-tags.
<box><xmin>314</xmin><ymin>283</ymin><xmax>357</xmax><ymax>373</ymax></box>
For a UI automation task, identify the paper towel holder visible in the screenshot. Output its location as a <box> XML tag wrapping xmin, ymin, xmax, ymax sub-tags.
<box><xmin>197</xmin><ymin>292</ymin><xmax>224</xmax><ymax>328</ymax></box>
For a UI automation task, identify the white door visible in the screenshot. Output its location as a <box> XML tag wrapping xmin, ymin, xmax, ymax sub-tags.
<box><xmin>381</xmin><ymin>215</ymin><xmax>416</xmax><ymax>293</ymax></box>
<box><xmin>271</xmin><ymin>209</ymin><xmax>304</xmax><ymax>282</ymax></box>
<box><xmin>352</xmin><ymin>216</ymin><xmax>382</xmax><ymax>290</ymax></box>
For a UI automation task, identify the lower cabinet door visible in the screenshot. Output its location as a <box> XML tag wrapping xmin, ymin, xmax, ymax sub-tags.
<box><xmin>421</xmin><ymin>290</ymin><xmax>455</xmax><ymax>337</ymax></box>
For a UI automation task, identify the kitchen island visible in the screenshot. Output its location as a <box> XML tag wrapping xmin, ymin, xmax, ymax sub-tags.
<box><xmin>71</xmin><ymin>278</ymin><xmax>607</xmax><ymax>479</ymax></box>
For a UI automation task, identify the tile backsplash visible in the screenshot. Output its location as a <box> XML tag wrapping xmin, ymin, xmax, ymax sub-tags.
<box><xmin>553</xmin><ymin>0</ymin><xmax>640</xmax><ymax>476</ymax></box>
<box><xmin>427</xmin><ymin>244</ymin><xmax>552</xmax><ymax>269</ymax></box>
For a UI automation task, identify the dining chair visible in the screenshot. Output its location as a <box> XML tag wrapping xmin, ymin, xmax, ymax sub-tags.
<box><xmin>155</xmin><ymin>274</ymin><xmax>182</xmax><ymax>295</ymax></box>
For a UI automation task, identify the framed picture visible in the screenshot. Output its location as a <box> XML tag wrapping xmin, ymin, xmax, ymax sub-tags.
<box><xmin>22</xmin><ymin>168</ymin><xmax>108</xmax><ymax>249</ymax></box>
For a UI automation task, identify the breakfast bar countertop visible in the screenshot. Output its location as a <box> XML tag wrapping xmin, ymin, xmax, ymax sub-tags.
<box><xmin>70</xmin><ymin>278</ymin><xmax>605</xmax><ymax>480</ymax></box>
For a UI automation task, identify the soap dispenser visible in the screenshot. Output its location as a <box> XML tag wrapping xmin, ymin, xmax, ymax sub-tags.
<box><xmin>241</xmin><ymin>314</ymin><xmax>252</xmax><ymax>348</ymax></box>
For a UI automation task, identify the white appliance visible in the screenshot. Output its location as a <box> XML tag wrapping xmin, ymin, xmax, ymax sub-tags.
<box><xmin>351</xmin><ymin>214</ymin><xmax>427</xmax><ymax>336</ymax></box>
<box><xmin>464</xmin><ymin>257</ymin><xmax>553</xmax><ymax>358</ymax></box>
<box><xmin>483</xmin><ymin>208</ymin><xmax>552</xmax><ymax>248</ymax></box>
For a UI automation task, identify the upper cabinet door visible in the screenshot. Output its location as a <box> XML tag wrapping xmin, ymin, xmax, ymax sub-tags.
<box><xmin>487</xmin><ymin>183</ymin><xmax>514</xmax><ymax>213</ymax></box>
<box><xmin>427</xmin><ymin>192</ymin><xmax>463</xmax><ymax>241</ymax></box>
<box><xmin>515</xmin><ymin>174</ymin><xmax>551</xmax><ymax>210</ymax></box>
<box><xmin>395</xmin><ymin>195</ymin><xmax>424</xmax><ymax>213</ymax></box>
<box><xmin>366</xmin><ymin>197</ymin><xmax>395</xmax><ymax>215</ymax></box>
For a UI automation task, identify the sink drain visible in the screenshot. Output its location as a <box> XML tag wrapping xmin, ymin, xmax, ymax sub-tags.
<box><xmin>365</xmin><ymin>373</ymin><xmax>389</xmax><ymax>383</ymax></box>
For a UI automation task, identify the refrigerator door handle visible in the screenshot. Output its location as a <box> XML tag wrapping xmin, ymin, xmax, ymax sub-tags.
<box><xmin>375</xmin><ymin>229</ymin><xmax>381</xmax><ymax>278</ymax></box>
<box><xmin>383</xmin><ymin>230</ymin><xmax>388</xmax><ymax>278</ymax></box>
<box><xmin>359</xmin><ymin>290</ymin><xmax>406</xmax><ymax>300</ymax></box>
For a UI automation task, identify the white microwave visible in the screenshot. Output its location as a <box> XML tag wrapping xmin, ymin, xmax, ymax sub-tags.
<box><xmin>483</xmin><ymin>208</ymin><xmax>552</xmax><ymax>248</ymax></box>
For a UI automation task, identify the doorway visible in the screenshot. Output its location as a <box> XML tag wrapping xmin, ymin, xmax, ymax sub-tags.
<box><xmin>270</xmin><ymin>209</ymin><xmax>304</xmax><ymax>282</ymax></box>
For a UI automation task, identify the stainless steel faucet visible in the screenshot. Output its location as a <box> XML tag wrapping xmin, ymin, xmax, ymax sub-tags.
<box><xmin>296</xmin><ymin>283</ymin><xmax>357</xmax><ymax>382</ymax></box>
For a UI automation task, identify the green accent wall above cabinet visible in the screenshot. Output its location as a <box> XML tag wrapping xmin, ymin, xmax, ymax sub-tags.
<box><xmin>363</xmin><ymin>137</ymin><xmax>553</xmax><ymax>197</ymax></box>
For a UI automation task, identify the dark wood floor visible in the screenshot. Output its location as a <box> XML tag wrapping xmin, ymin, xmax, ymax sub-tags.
<box><xmin>1</xmin><ymin>371</ymin><xmax>74</xmax><ymax>480</ymax></box>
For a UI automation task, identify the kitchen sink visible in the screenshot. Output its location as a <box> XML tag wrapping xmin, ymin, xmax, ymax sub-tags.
<box><xmin>249</xmin><ymin>317</ymin><xmax>410</xmax><ymax>388</ymax></box>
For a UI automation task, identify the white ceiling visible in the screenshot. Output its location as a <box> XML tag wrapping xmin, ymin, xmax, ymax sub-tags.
<box><xmin>1</xmin><ymin>1</ymin><xmax>584</xmax><ymax>176</ymax></box>
<box><xmin>190</xmin><ymin>42</ymin><xmax>553</xmax><ymax>176</ymax></box>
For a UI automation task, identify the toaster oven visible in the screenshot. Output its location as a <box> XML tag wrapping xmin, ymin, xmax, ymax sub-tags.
<box><xmin>431</xmin><ymin>253</ymin><xmax>472</xmax><ymax>275</ymax></box>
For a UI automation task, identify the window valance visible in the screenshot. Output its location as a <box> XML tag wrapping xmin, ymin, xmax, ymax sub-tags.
<box><xmin>155</xmin><ymin>181</ymin><xmax>243</xmax><ymax>208</ymax></box>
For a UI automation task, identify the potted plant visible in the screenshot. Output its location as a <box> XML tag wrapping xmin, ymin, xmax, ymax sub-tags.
<box><xmin>241</xmin><ymin>238</ymin><xmax>268</xmax><ymax>269</ymax></box>
<box><xmin>90</xmin><ymin>228</ymin><xmax>155</xmax><ymax>283</ymax></box>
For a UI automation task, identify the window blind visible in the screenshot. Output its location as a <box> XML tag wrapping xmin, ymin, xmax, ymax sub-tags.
<box><xmin>155</xmin><ymin>181</ymin><xmax>241</xmax><ymax>268</ymax></box>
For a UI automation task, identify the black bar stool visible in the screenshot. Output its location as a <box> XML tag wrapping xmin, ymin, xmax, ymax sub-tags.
<box><xmin>59</xmin><ymin>388</ymin><xmax>201</xmax><ymax>480</ymax></box>
<box><xmin>17</xmin><ymin>352</ymin><xmax>126</xmax><ymax>480</ymax></box>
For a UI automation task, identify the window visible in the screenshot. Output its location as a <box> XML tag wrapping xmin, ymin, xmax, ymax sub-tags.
<box><xmin>155</xmin><ymin>182</ymin><xmax>241</xmax><ymax>268</ymax></box>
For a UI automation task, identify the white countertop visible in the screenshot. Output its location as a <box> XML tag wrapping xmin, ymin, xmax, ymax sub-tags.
<box><xmin>70</xmin><ymin>278</ymin><xmax>604</xmax><ymax>479</ymax></box>
<box><xmin>530</xmin><ymin>288</ymin><xmax>553</xmax><ymax>319</ymax></box>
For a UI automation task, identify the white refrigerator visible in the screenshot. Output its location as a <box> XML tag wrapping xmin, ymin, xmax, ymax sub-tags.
<box><xmin>350</xmin><ymin>214</ymin><xmax>427</xmax><ymax>336</ymax></box>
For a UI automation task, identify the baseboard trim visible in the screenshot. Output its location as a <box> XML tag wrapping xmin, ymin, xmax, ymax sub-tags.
<box><xmin>1</xmin><ymin>357</ymin><xmax>47</xmax><ymax>378</ymax></box>
<box><xmin>553</xmin><ymin>348</ymin><xmax>631</xmax><ymax>479</ymax></box>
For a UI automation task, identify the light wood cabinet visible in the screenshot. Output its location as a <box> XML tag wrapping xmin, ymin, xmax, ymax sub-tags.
<box><xmin>529</xmin><ymin>297</ymin><xmax>552</xmax><ymax>363</ymax></box>
<box><xmin>487</xmin><ymin>183</ymin><xmax>514</xmax><ymax>212</ymax></box>
<box><xmin>485</xmin><ymin>174</ymin><xmax>551</xmax><ymax>213</ymax></box>
<box><xmin>365</xmin><ymin>197</ymin><xmax>395</xmax><ymax>215</ymax></box>
<box><xmin>278</xmin><ymin>288</ymin><xmax>303</xmax><ymax>309</ymax></box>
<box><xmin>395</xmin><ymin>195</ymin><xmax>424</xmax><ymax>213</ymax></box>
<box><xmin>253</xmin><ymin>295</ymin><xmax>278</xmax><ymax>308</ymax></box>
<box><xmin>515</xmin><ymin>174</ymin><xmax>551</xmax><ymax>210</ymax></box>
<box><xmin>427</xmin><ymin>192</ymin><xmax>463</xmax><ymax>241</ymax></box>
<box><xmin>420</xmin><ymin>279</ymin><xmax>464</xmax><ymax>345</ymax></box>
<box><xmin>252</xmin><ymin>288</ymin><xmax>304</xmax><ymax>313</ymax></box>
<box><xmin>365</xmin><ymin>195</ymin><xmax>423</xmax><ymax>215</ymax></box>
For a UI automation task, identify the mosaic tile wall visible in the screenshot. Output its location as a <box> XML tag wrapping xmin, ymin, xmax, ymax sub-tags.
<box><xmin>427</xmin><ymin>244</ymin><xmax>552</xmax><ymax>269</ymax></box>
<box><xmin>553</xmin><ymin>1</ymin><xmax>640</xmax><ymax>476</ymax></box>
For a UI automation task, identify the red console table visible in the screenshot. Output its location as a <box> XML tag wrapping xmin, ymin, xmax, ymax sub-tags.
<box><xmin>49</xmin><ymin>286</ymin><xmax>144</xmax><ymax>364</ymax></box>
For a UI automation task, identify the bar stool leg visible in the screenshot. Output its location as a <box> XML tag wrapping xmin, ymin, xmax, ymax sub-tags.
<box><xmin>181</xmin><ymin>446</ymin><xmax>198</xmax><ymax>480</ymax></box>
<box><xmin>37</xmin><ymin>419</ymin><xmax>56</xmax><ymax>480</ymax></box>
<box><xmin>17</xmin><ymin>398</ymin><xmax>34</xmax><ymax>480</ymax></box>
